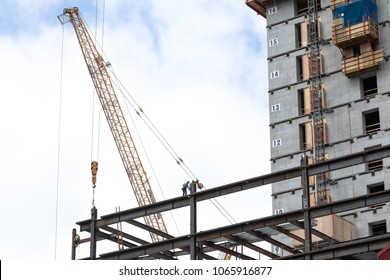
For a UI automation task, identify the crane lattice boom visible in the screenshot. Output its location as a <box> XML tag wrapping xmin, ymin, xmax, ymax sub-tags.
<box><xmin>58</xmin><ymin>7</ymin><xmax>168</xmax><ymax>242</ymax></box>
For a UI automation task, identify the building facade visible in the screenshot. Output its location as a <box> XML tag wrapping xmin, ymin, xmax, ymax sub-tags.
<box><xmin>247</xmin><ymin>0</ymin><xmax>390</xmax><ymax>258</ymax></box>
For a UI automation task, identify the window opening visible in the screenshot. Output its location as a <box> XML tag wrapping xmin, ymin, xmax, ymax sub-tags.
<box><xmin>365</xmin><ymin>145</ymin><xmax>383</xmax><ymax>171</ymax></box>
<box><xmin>370</xmin><ymin>221</ymin><xmax>387</xmax><ymax>236</ymax></box>
<box><xmin>297</xmin><ymin>0</ymin><xmax>320</xmax><ymax>15</ymax></box>
<box><xmin>367</xmin><ymin>183</ymin><xmax>384</xmax><ymax>194</ymax></box>
<box><xmin>297</xmin><ymin>0</ymin><xmax>308</xmax><ymax>15</ymax></box>
<box><xmin>353</xmin><ymin>45</ymin><xmax>361</xmax><ymax>57</ymax></box>
<box><xmin>367</xmin><ymin>159</ymin><xmax>383</xmax><ymax>171</ymax></box>
<box><xmin>300</xmin><ymin>123</ymin><xmax>307</xmax><ymax>150</ymax></box>
<box><xmin>364</xmin><ymin>110</ymin><xmax>380</xmax><ymax>134</ymax></box>
<box><xmin>300</xmin><ymin>122</ymin><xmax>312</xmax><ymax>150</ymax></box>
<box><xmin>362</xmin><ymin>76</ymin><xmax>378</xmax><ymax>97</ymax></box>
<box><xmin>298</xmin><ymin>88</ymin><xmax>312</xmax><ymax>115</ymax></box>
<box><xmin>297</xmin><ymin>56</ymin><xmax>304</xmax><ymax>81</ymax></box>
<box><xmin>298</xmin><ymin>89</ymin><xmax>305</xmax><ymax>115</ymax></box>
<box><xmin>295</xmin><ymin>23</ymin><xmax>303</xmax><ymax>48</ymax></box>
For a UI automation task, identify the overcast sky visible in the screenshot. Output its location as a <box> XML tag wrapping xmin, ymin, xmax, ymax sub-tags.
<box><xmin>0</xmin><ymin>0</ymin><xmax>269</xmax><ymax>260</ymax></box>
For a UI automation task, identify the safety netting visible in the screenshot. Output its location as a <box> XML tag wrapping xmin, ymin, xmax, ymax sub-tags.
<box><xmin>333</xmin><ymin>0</ymin><xmax>378</xmax><ymax>27</ymax></box>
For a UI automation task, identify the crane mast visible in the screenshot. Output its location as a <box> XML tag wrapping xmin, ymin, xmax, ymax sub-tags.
<box><xmin>58</xmin><ymin>7</ymin><xmax>168</xmax><ymax>242</ymax></box>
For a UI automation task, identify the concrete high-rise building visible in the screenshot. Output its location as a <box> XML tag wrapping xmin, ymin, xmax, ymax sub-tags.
<box><xmin>246</xmin><ymin>0</ymin><xmax>390</xmax><ymax>258</ymax></box>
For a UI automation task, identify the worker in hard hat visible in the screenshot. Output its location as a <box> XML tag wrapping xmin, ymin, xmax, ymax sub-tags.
<box><xmin>74</xmin><ymin>234</ymin><xmax>80</xmax><ymax>247</ymax></box>
<box><xmin>182</xmin><ymin>181</ymin><xmax>189</xmax><ymax>196</ymax></box>
<box><xmin>190</xmin><ymin>180</ymin><xmax>197</xmax><ymax>194</ymax></box>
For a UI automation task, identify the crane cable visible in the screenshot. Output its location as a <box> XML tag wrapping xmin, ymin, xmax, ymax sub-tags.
<box><xmin>54</xmin><ymin>23</ymin><xmax>65</xmax><ymax>260</ymax></box>
<box><xmin>80</xmin><ymin>11</ymin><xmax>196</xmax><ymax>181</ymax></box>
<box><xmin>96</xmin><ymin>0</ymin><xmax>105</xmax><ymax>162</ymax></box>
<box><xmin>206</xmin><ymin>190</ymin><xmax>237</xmax><ymax>224</ymax></box>
<box><xmin>105</xmin><ymin>41</ymin><xmax>238</xmax><ymax>226</ymax></box>
<box><xmin>90</xmin><ymin>0</ymin><xmax>105</xmax><ymax>163</ymax></box>
<box><xmin>81</xmin><ymin>5</ymin><xmax>185</xmax><ymax>234</ymax></box>
<box><xmin>90</xmin><ymin>0</ymin><xmax>105</xmax><ymax>207</ymax></box>
<box><xmin>91</xmin><ymin>0</ymin><xmax>103</xmax><ymax>162</ymax></box>
<box><xmin>107</xmin><ymin>64</ymin><xmax>237</xmax><ymax>225</ymax></box>
<box><xmin>123</xmin><ymin>95</ymin><xmax>183</xmax><ymax>235</ymax></box>
<box><xmin>110</xmin><ymin>68</ymin><xmax>237</xmax><ymax>226</ymax></box>
<box><xmin>109</xmin><ymin>69</ymin><xmax>197</xmax><ymax>180</ymax></box>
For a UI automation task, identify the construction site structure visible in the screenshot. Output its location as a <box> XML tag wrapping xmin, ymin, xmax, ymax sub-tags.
<box><xmin>66</xmin><ymin>2</ymin><xmax>390</xmax><ymax>260</ymax></box>
<box><xmin>58</xmin><ymin>7</ymin><xmax>168</xmax><ymax>243</ymax></box>
<box><xmin>246</xmin><ymin>0</ymin><xmax>389</xmax><ymax>257</ymax></box>
<box><xmin>72</xmin><ymin>145</ymin><xmax>390</xmax><ymax>260</ymax></box>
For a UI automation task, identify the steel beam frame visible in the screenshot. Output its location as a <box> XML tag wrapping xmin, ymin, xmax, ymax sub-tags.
<box><xmin>74</xmin><ymin>145</ymin><xmax>390</xmax><ymax>260</ymax></box>
<box><xmin>92</xmin><ymin>189</ymin><xmax>390</xmax><ymax>259</ymax></box>
<box><xmin>279</xmin><ymin>234</ymin><xmax>390</xmax><ymax>260</ymax></box>
<box><xmin>77</xmin><ymin>145</ymin><xmax>390</xmax><ymax>231</ymax></box>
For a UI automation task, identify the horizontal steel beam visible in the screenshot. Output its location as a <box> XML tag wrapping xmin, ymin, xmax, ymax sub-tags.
<box><xmin>201</xmin><ymin>241</ymin><xmax>255</xmax><ymax>260</ymax></box>
<box><xmin>125</xmin><ymin>220</ymin><xmax>174</xmax><ymax>240</ymax></box>
<box><xmin>96</xmin><ymin>190</ymin><xmax>390</xmax><ymax>259</ymax></box>
<box><xmin>77</xmin><ymin>145</ymin><xmax>390</xmax><ymax>232</ymax></box>
<box><xmin>100</xmin><ymin>236</ymin><xmax>190</xmax><ymax>260</ymax></box>
<box><xmin>307</xmin><ymin>144</ymin><xmax>390</xmax><ymax>176</ymax></box>
<box><xmin>309</xmin><ymin>190</ymin><xmax>390</xmax><ymax>218</ymax></box>
<box><xmin>77</xmin><ymin>167</ymin><xmax>302</xmax><ymax>231</ymax></box>
<box><xmin>195</xmin><ymin>191</ymin><xmax>390</xmax><ymax>242</ymax></box>
<box><xmin>270</xmin><ymin>225</ymin><xmax>305</xmax><ymax>244</ymax></box>
<box><xmin>226</xmin><ymin>234</ymin><xmax>278</xmax><ymax>259</ymax></box>
<box><xmin>279</xmin><ymin>234</ymin><xmax>390</xmax><ymax>260</ymax></box>
<box><xmin>101</xmin><ymin>225</ymin><xmax>149</xmax><ymax>246</ymax></box>
<box><xmin>290</xmin><ymin>220</ymin><xmax>339</xmax><ymax>244</ymax></box>
<box><xmin>247</xmin><ymin>230</ymin><xmax>296</xmax><ymax>254</ymax></box>
<box><xmin>76</xmin><ymin>145</ymin><xmax>390</xmax><ymax>260</ymax></box>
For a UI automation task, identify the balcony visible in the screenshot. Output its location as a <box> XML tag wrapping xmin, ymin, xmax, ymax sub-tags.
<box><xmin>332</xmin><ymin>17</ymin><xmax>379</xmax><ymax>48</ymax></box>
<box><xmin>342</xmin><ymin>49</ymin><xmax>384</xmax><ymax>76</ymax></box>
<box><xmin>245</xmin><ymin>0</ymin><xmax>267</xmax><ymax>17</ymax></box>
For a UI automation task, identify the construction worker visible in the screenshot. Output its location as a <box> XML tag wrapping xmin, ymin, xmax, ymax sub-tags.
<box><xmin>190</xmin><ymin>180</ymin><xmax>196</xmax><ymax>194</ymax></box>
<box><xmin>74</xmin><ymin>234</ymin><xmax>80</xmax><ymax>247</ymax></box>
<box><xmin>182</xmin><ymin>181</ymin><xmax>189</xmax><ymax>196</ymax></box>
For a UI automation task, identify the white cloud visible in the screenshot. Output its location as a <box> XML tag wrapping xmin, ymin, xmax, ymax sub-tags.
<box><xmin>0</xmin><ymin>0</ymin><xmax>268</xmax><ymax>260</ymax></box>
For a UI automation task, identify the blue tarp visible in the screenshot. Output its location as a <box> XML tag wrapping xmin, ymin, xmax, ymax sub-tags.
<box><xmin>333</xmin><ymin>0</ymin><xmax>378</xmax><ymax>27</ymax></box>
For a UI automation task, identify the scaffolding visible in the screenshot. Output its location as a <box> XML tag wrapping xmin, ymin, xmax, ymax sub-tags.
<box><xmin>331</xmin><ymin>0</ymin><xmax>384</xmax><ymax>76</ymax></box>
<box><xmin>307</xmin><ymin>0</ymin><xmax>328</xmax><ymax>205</ymax></box>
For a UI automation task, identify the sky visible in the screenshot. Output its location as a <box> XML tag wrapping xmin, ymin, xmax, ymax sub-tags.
<box><xmin>0</xmin><ymin>0</ymin><xmax>269</xmax><ymax>260</ymax></box>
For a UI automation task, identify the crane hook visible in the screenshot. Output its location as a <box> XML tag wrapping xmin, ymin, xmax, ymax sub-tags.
<box><xmin>91</xmin><ymin>161</ymin><xmax>98</xmax><ymax>188</ymax></box>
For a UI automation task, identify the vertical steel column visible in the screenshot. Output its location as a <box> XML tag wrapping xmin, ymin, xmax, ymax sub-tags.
<box><xmin>90</xmin><ymin>206</ymin><xmax>98</xmax><ymax>260</ymax></box>
<box><xmin>190</xmin><ymin>183</ymin><xmax>197</xmax><ymax>260</ymax></box>
<box><xmin>71</xmin><ymin>228</ymin><xmax>76</xmax><ymax>260</ymax></box>
<box><xmin>301</xmin><ymin>156</ymin><xmax>312</xmax><ymax>259</ymax></box>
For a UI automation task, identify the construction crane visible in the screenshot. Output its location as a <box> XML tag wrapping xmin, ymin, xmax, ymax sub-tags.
<box><xmin>58</xmin><ymin>7</ymin><xmax>168</xmax><ymax>243</ymax></box>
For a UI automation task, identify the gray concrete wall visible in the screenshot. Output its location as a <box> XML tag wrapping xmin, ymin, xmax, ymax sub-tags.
<box><xmin>266</xmin><ymin>0</ymin><xmax>390</xmax><ymax>256</ymax></box>
<box><xmin>265</xmin><ymin>0</ymin><xmax>296</xmax><ymax>27</ymax></box>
